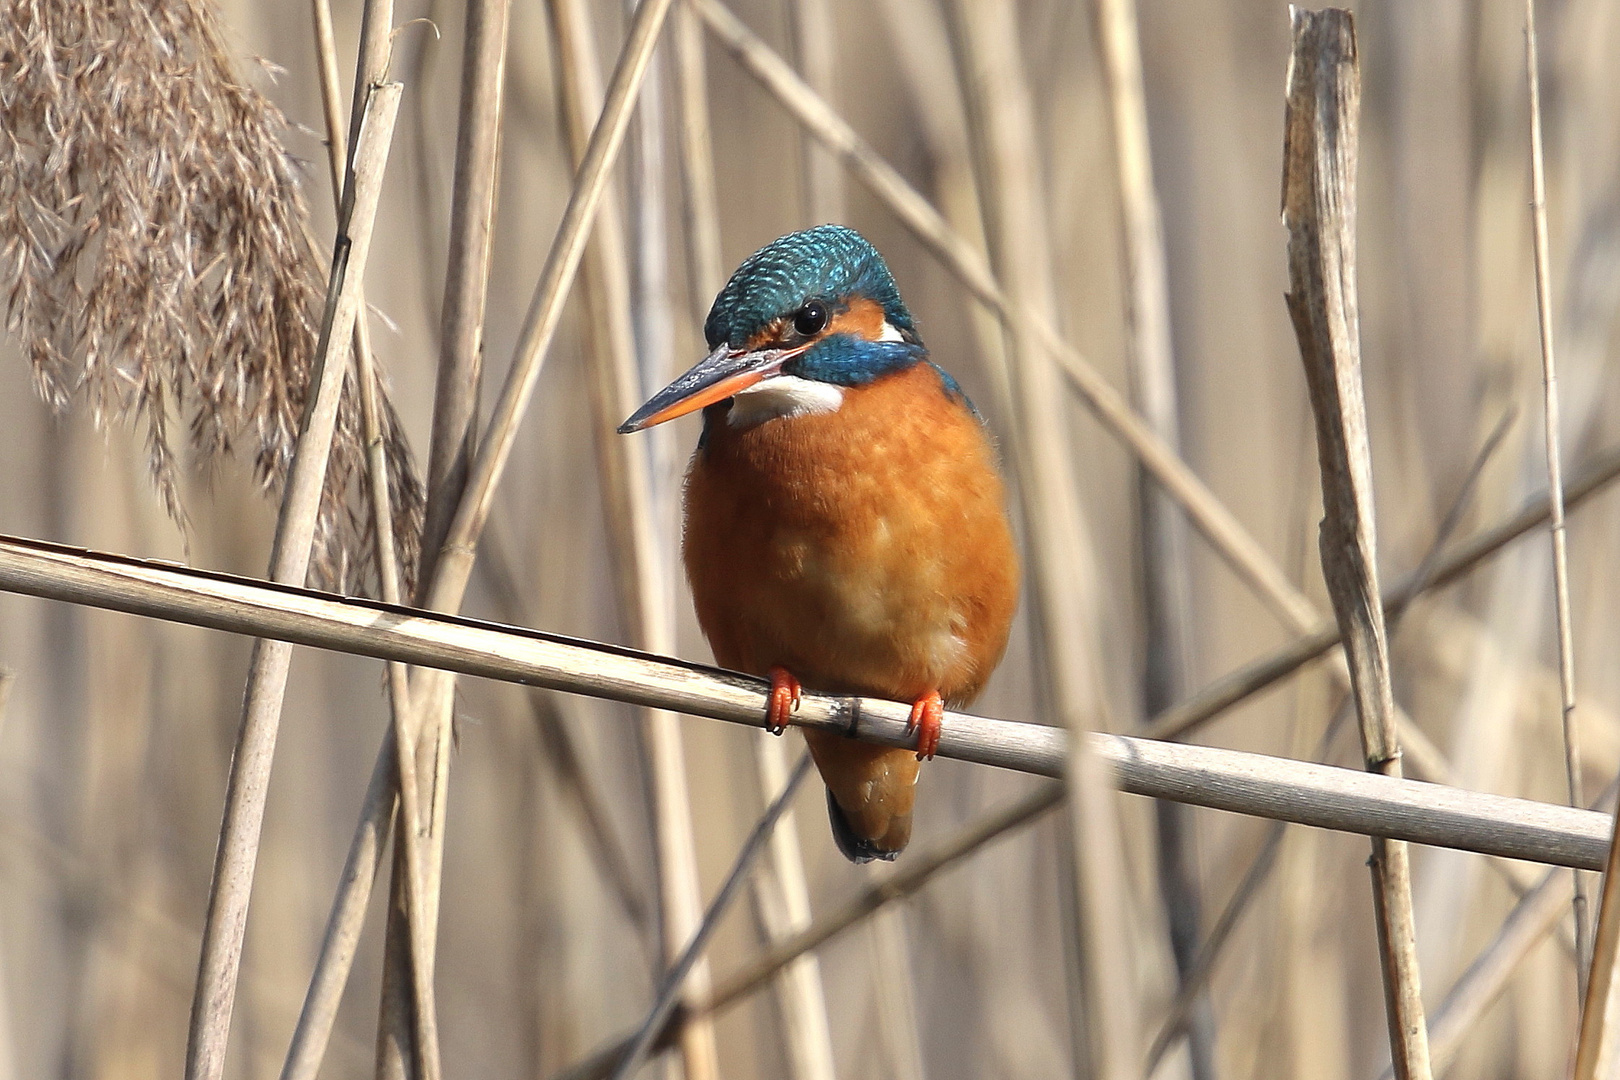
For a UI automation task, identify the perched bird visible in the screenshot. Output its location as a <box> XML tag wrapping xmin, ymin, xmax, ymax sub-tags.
<box><xmin>619</xmin><ymin>225</ymin><xmax>1020</xmax><ymax>861</ymax></box>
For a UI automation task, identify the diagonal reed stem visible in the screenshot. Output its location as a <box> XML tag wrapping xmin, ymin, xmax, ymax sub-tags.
<box><xmin>417</xmin><ymin>0</ymin><xmax>677</xmax><ymax>618</ymax></box>
<box><xmin>286</xmin><ymin>2</ymin><xmax>438</xmax><ymax>1076</ymax></box>
<box><xmin>183</xmin><ymin>79</ymin><xmax>403</xmax><ymax>1080</ymax></box>
<box><xmin>0</xmin><ymin>535</ymin><xmax>1609</xmax><ymax>872</ymax></box>
<box><xmin>609</xmin><ymin>752</ymin><xmax>814</xmax><ymax>1080</ymax></box>
<box><xmin>551</xmin><ymin>783</ymin><xmax>1065</xmax><ymax>1080</ymax></box>
<box><xmin>374</xmin><ymin>0</ymin><xmax>510</xmax><ymax>1075</ymax></box>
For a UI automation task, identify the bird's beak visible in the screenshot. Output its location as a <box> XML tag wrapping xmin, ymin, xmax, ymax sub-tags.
<box><xmin>618</xmin><ymin>343</ymin><xmax>806</xmax><ymax>433</ymax></box>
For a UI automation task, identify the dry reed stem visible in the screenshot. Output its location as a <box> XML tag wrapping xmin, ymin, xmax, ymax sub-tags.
<box><xmin>671</xmin><ymin>0</ymin><xmax>725</xmax><ymax>322</ymax></box>
<box><xmin>1282</xmin><ymin>11</ymin><xmax>1430</xmax><ymax>1077</ymax></box>
<box><xmin>1384</xmin><ymin>780</ymin><xmax>1620</xmax><ymax>1080</ymax></box>
<box><xmin>695</xmin><ymin>0</ymin><xmax>1450</xmax><ymax>787</ymax></box>
<box><xmin>280</xmin><ymin>740</ymin><xmax>397</xmax><ymax>1080</ymax></box>
<box><xmin>550</xmin><ymin>783</ymin><xmax>1066</xmax><ymax>1080</ymax></box>
<box><xmin>185</xmin><ymin>80</ymin><xmax>403</xmax><ymax>1080</ymax></box>
<box><xmin>681</xmin><ymin>0</ymin><xmax>847</xmax><ymax>1068</ymax></box>
<box><xmin>546</xmin><ymin>0</ymin><xmax>719</xmax><ymax>1071</ymax></box>
<box><xmin>609</xmin><ymin>753</ymin><xmax>814</xmax><ymax>1080</ymax></box>
<box><xmin>670</xmin><ymin>19</ymin><xmax>840</xmax><ymax>1070</ymax></box>
<box><xmin>0</xmin><ymin>536</ymin><xmax>1608</xmax><ymax>864</ymax></box>
<box><xmin>1145</xmin><ymin>441</ymin><xmax>1620</xmax><ymax>743</ymax></box>
<box><xmin>1520</xmin><ymin>0</ymin><xmax>1597</xmax><ymax>1033</ymax></box>
<box><xmin>475</xmin><ymin>534</ymin><xmax>653</xmax><ymax>930</ymax></box>
<box><xmin>946</xmin><ymin>0</ymin><xmax>1143</xmax><ymax>1072</ymax></box>
<box><xmin>374</xmin><ymin>0</ymin><xmax>510</xmax><ymax>1075</ymax></box>
<box><xmin>784</xmin><ymin>0</ymin><xmax>842</xmax><ymax>224</ymax></box>
<box><xmin>416</xmin><ymin>0</ymin><xmax>677</xmax><ymax>619</ymax></box>
<box><xmin>1150</xmin><ymin>415</ymin><xmax>1526</xmax><ymax>1076</ymax></box>
<box><xmin>1092</xmin><ymin>0</ymin><xmax>1209</xmax><ymax>1071</ymax></box>
<box><xmin>299</xmin><ymin>2</ymin><xmax>440</xmax><ymax>1072</ymax></box>
<box><xmin>418</xmin><ymin>0</ymin><xmax>509</xmax><ymax>577</ymax></box>
<box><xmin>0</xmin><ymin>0</ymin><xmax>421</xmax><ymax>593</ymax></box>
<box><xmin>381</xmin><ymin>18</ymin><xmax>680</xmax><ymax>1010</ymax></box>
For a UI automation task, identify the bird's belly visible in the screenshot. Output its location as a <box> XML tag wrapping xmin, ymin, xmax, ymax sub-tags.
<box><xmin>759</xmin><ymin>516</ymin><xmax>970</xmax><ymax>694</ymax></box>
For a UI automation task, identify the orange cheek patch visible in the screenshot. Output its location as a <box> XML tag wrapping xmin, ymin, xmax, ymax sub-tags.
<box><xmin>826</xmin><ymin>296</ymin><xmax>889</xmax><ymax>341</ymax></box>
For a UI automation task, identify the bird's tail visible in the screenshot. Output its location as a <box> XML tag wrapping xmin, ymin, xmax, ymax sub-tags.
<box><xmin>825</xmin><ymin>788</ymin><xmax>901</xmax><ymax>863</ymax></box>
<box><xmin>804</xmin><ymin>730</ymin><xmax>918</xmax><ymax>862</ymax></box>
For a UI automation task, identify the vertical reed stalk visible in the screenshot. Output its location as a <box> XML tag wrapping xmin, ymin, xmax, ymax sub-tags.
<box><xmin>304</xmin><ymin>2</ymin><xmax>440</xmax><ymax>1075</ymax></box>
<box><xmin>1282</xmin><ymin>12</ymin><xmax>1430</xmax><ymax>1078</ymax></box>
<box><xmin>1521</xmin><ymin>0</ymin><xmax>1592</xmax><ymax>1006</ymax></box>
<box><xmin>415</xmin><ymin>0</ymin><xmax>678</xmax><ymax>618</ymax></box>
<box><xmin>546</xmin><ymin>0</ymin><xmax>719</xmax><ymax>1074</ymax></box>
<box><xmin>784</xmin><ymin>0</ymin><xmax>842</xmax><ymax>224</ymax></box>
<box><xmin>946</xmin><ymin>0</ymin><xmax>1143</xmax><ymax>1074</ymax></box>
<box><xmin>672</xmin><ymin>0</ymin><xmax>726</xmax><ymax>321</ymax></box>
<box><xmin>184</xmin><ymin>77</ymin><xmax>403</xmax><ymax>1080</ymax></box>
<box><xmin>1091</xmin><ymin>0</ymin><xmax>1210</xmax><ymax>1073</ymax></box>
<box><xmin>372</xmin><ymin>0</ymin><xmax>510</xmax><ymax>1075</ymax></box>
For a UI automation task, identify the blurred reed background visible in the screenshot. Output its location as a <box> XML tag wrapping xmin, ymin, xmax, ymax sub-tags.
<box><xmin>2</xmin><ymin>0</ymin><xmax>1620</xmax><ymax>1077</ymax></box>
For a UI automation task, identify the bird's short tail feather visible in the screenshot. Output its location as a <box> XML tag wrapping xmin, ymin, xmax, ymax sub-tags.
<box><xmin>825</xmin><ymin>787</ymin><xmax>900</xmax><ymax>864</ymax></box>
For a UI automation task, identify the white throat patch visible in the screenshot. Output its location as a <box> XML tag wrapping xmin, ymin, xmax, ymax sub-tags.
<box><xmin>728</xmin><ymin>375</ymin><xmax>845</xmax><ymax>428</ymax></box>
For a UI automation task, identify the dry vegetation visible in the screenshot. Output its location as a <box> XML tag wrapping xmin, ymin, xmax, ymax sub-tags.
<box><xmin>1</xmin><ymin>0</ymin><xmax>1620</xmax><ymax>1078</ymax></box>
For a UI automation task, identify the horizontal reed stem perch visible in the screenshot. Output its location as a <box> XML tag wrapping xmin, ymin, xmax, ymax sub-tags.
<box><xmin>0</xmin><ymin>533</ymin><xmax>1608</xmax><ymax>871</ymax></box>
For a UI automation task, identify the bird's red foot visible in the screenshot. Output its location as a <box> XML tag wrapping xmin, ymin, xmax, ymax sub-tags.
<box><xmin>907</xmin><ymin>690</ymin><xmax>944</xmax><ymax>760</ymax></box>
<box><xmin>765</xmin><ymin>667</ymin><xmax>801</xmax><ymax>735</ymax></box>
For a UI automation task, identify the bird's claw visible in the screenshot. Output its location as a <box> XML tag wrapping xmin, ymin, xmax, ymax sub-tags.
<box><xmin>765</xmin><ymin>667</ymin><xmax>801</xmax><ymax>735</ymax></box>
<box><xmin>907</xmin><ymin>691</ymin><xmax>944</xmax><ymax>760</ymax></box>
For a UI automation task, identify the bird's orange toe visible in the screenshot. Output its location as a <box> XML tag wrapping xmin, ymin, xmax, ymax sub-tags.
<box><xmin>765</xmin><ymin>666</ymin><xmax>801</xmax><ymax>735</ymax></box>
<box><xmin>907</xmin><ymin>690</ymin><xmax>944</xmax><ymax>760</ymax></box>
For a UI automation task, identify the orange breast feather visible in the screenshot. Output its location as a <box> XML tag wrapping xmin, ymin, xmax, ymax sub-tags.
<box><xmin>683</xmin><ymin>362</ymin><xmax>1019</xmax><ymax>705</ymax></box>
<box><xmin>683</xmin><ymin>363</ymin><xmax>1020</xmax><ymax>855</ymax></box>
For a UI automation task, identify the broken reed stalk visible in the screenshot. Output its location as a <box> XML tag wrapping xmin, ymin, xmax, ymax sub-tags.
<box><xmin>1282</xmin><ymin>11</ymin><xmax>1430</xmax><ymax>1078</ymax></box>
<box><xmin>299</xmin><ymin>2</ymin><xmax>440</xmax><ymax>1075</ymax></box>
<box><xmin>1384</xmin><ymin>779</ymin><xmax>1620</xmax><ymax>1080</ymax></box>
<box><xmin>946</xmin><ymin>0</ymin><xmax>1144</xmax><ymax>1073</ymax></box>
<box><xmin>694</xmin><ymin>0</ymin><xmax>1450</xmax><ymax>786</ymax></box>
<box><xmin>609</xmin><ymin>753</ymin><xmax>815</xmax><ymax>1080</ymax></box>
<box><xmin>1149</xmin><ymin>416</ymin><xmax>1527</xmax><ymax>1077</ymax></box>
<box><xmin>1091</xmin><ymin>0</ymin><xmax>1210</xmax><ymax>1072</ymax></box>
<box><xmin>546</xmin><ymin>0</ymin><xmax>720</xmax><ymax>1072</ymax></box>
<box><xmin>184</xmin><ymin>81</ymin><xmax>403</xmax><ymax>1080</ymax></box>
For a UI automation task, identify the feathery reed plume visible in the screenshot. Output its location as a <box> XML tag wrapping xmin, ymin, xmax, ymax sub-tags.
<box><xmin>0</xmin><ymin>0</ymin><xmax>421</xmax><ymax>590</ymax></box>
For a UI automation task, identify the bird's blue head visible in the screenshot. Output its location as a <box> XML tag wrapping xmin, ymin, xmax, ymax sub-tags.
<box><xmin>619</xmin><ymin>225</ymin><xmax>930</xmax><ymax>432</ymax></box>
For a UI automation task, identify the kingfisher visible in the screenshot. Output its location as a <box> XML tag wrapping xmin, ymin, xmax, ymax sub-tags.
<box><xmin>619</xmin><ymin>225</ymin><xmax>1020</xmax><ymax>862</ymax></box>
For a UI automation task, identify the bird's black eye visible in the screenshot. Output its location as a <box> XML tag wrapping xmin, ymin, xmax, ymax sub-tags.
<box><xmin>793</xmin><ymin>300</ymin><xmax>829</xmax><ymax>338</ymax></box>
